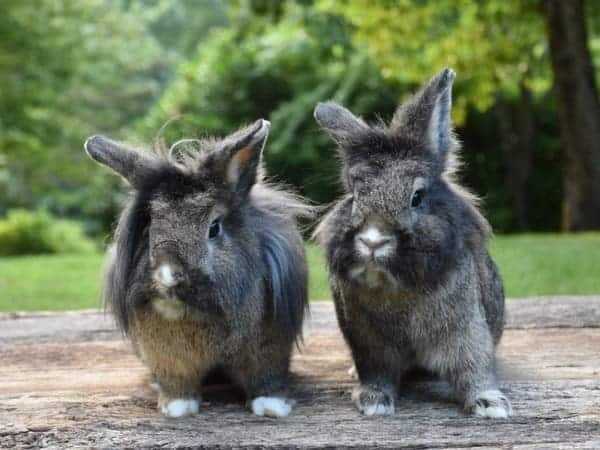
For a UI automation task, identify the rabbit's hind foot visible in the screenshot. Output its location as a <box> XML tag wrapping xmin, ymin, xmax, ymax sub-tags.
<box><xmin>467</xmin><ymin>389</ymin><xmax>512</xmax><ymax>419</ymax></box>
<box><xmin>352</xmin><ymin>384</ymin><xmax>395</xmax><ymax>416</ymax></box>
<box><xmin>251</xmin><ymin>396</ymin><xmax>293</xmax><ymax>418</ymax></box>
<box><xmin>158</xmin><ymin>396</ymin><xmax>200</xmax><ymax>418</ymax></box>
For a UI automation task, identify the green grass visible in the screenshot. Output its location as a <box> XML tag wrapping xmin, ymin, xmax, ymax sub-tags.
<box><xmin>490</xmin><ymin>233</ymin><xmax>600</xmax><ymax>297</ymax></box>
<box><xmin>0</xmin><ymin>254</ymin><xmax>103</xmax><ymax>311</ymax></box>
<box><xmin>1</xmin><ymin>233</ymin><xmax>599</xmax><ymax>312</ymax></box>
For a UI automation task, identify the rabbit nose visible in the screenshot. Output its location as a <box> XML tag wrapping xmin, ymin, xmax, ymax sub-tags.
<box><xmin>356</xmin><ymin>227</ymin><xmax>394</xmax><ymax>258</ymax></box>
<box><xmin>357</xmin><ymin>227</ymin><xmax>393</xmax><ymax>255</ymax></box>
<box><xmin>359</xmin><ymin>235</ymin><xmax>391</xmax><ymax>250</ymax></box>
<box><xmin>155</xmin><ymin>263</ymin><xmax>185</xmax><ymax>288</ymax></box>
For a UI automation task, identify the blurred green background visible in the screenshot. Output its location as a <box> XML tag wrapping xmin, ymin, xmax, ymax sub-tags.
<box><xmin>1</xmin><ymin>0</ymin><xmax>599</xmax><ymax>311</ymax></box>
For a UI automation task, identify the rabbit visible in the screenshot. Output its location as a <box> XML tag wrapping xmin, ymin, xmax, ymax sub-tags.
<box><xmin>84</xmin><ymin>119</ymin><xmax>311</xmax><ymax>418</ymax></box>
<box><xmin>313</xmin><ymin>68</ymin><xmax>512</xmax><ymax>419</ymax></box>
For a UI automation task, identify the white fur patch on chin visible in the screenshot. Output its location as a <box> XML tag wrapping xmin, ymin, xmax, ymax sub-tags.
<box><xmin>160</xmin><ymin>398</ymin><xmax>200</xmax><ymax>418</ymax></box>
<box><xmin>157</xmin><ymin>264</ymin><xmax>176</xmax><ymax>287</ymax></box>
<box><xmin>251</xmin><ymin>396</ymin><xmax>292</xmax><ymax>418</ymax></box>
<box><xmin>471</xmin><ymin>390</ymin><xmax>513</xmax><ymax>419</ymax></box>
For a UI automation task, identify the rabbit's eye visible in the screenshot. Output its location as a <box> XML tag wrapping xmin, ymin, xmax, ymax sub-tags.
<box><xmin>208</xmin><ymin>218</ymin><xmax>221</xmax><ymax>239</ymax></box>
<box><xmin>411</xmin><ymin>189</ymin><xmax>424</xmax><ymax>208</ymax></box>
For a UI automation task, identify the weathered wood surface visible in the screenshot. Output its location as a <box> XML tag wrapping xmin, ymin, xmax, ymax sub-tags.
<box><xmin>1</xmin><ymin>297</ymin><xmax>599</xmax><ymax>449</ymax></box>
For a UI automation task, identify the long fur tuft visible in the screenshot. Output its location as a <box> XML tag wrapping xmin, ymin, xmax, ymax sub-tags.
<box><xmin>251</xmin><ymin>183</ymin><xmax>313</xmax><ymax>341</ymax></box>
<box><xmin>104</xmin><ymin>190</ymin><xmax>151</xmax><ymax>333</ymax></box>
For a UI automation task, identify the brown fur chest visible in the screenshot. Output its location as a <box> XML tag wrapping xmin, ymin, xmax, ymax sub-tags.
<box><xmin>130</xmin><ymin>300</ymin><xmax>229</xmax><ymax>381</ymax></box>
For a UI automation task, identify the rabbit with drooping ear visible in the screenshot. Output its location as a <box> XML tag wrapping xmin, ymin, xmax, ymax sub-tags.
<box><xmin>313</xmin><ymin>69</ymin><xmax>512</xmax><ymax>418</ymax></box>
<box><xmin>84</xmin><ymin>120</ymin><xmax>310</xmax><ymax>418</ymax></box>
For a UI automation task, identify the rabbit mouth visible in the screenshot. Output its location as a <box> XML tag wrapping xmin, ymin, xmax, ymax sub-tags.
<box><xmin>152</xmin><ymin>297</ymin><xmax>186</xmax><ymax>320</ymax></box>
<box><xmin>348</xmin><ymin>263</ymin><xmax>396</xmax><ymax>288</ymax></box>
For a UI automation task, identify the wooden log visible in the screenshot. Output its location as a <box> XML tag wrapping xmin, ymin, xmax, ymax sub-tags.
<box><xmin>1</xmin><ymin>297</ymin><xmax>599</xmax><ymax>448</ymax></box>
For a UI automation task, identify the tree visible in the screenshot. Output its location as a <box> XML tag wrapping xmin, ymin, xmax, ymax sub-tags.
<box><xmin>545</xmin><ymin>0</ymin><xmax>600</xmax><ymax>230</ymax></box>
<box><xmin>0</xmin><ymin>1</ymin><xmax>166</xmax><ymax>231</ymax></box>
<box><xmin>0</xmin><ymin>0</ymin><xmax>227</xmax><ymax>233</ymax></box>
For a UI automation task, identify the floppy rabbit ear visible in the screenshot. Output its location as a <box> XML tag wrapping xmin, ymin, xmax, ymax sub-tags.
<box><xmin>314</xmin><ymin>101</ymin><xmax>370</xmax><ymax>146</ymax></box>
<box><xmin>84</xmin><ymin>135</ymin><xmax>157</xmax><ymax>188</ymax></box>
<box><xmin>391</xmin><ymin>68</ymin><xmax>456</xmax><ymax>163</ymax></box>
<box><xmin>212</xmin><ymin>119</ymin><xmax>270</xmax><ymax>196</ymax></box>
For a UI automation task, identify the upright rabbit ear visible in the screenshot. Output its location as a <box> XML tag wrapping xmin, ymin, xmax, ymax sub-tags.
<box><xmin>314</xmin><ymin>101</ymin><xmax>370</xmax><ymax>146</ymax></box>
<box><xmin>84</xmin><ymin>135</ymin><xmax>157</xmax><ymax>188</ymax></box>
<box><xmin>211</xmin><ymin>119</ymin><xmax>270</xmax><ymax>196</ymax></box>
<box><xmin>391</xmin><ymin>68</ymin><xmax>456</xmax><ymax>163</ymax></box>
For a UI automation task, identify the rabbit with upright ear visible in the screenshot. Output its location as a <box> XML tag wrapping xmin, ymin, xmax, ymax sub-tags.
<box><xmin>313</xmin><ymin>69</ymin><xmax>512</xmax><ymax>418</ymax></box>
<box><xmin>84</xmin><ymin>120</ymin><xmax>310</xmax><ymax>418</ymax></box>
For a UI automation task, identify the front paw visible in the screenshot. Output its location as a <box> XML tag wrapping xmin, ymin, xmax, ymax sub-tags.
<box><xmin>158</xmin><ymin>396</ymin><xmax>200</xmax><ymax>418</ymax></box>
<box><xmin>467</xmin><ymin>389</ymin><xmax>513</xmax><ymax>418</ymax></box>
<box><xmin>251</xmin><ymin>396</ymin><xmax>293</xmax><ymax>418</ymax></box>
<box><xmin>352</xmin><ymin>384</ymin><xmax>395</xmax><ymax>416</ymax></box>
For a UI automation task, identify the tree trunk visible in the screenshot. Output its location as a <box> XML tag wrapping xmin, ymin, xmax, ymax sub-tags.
<box><xmin>495</xmin><ymin>84</ymin><xmax>534</xmax><ymax>231</ymax></box>
<box><xmin>545</xmin><ymin>0</ymin><xmax>600</xmax><ymax>231</ymax></box>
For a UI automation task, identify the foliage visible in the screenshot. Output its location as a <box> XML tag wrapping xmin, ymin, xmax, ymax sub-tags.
<box><xmin>1</xmin><ymin>0</ymin><xmax>598</xmax><ymax>234</ymax></box>
<box><xmin>0</xmin><ymin>0</ymin><xmax>227</xmax><ymax>234</ymax></box>
<box><xmin>139</xmin><ymin>1</ymin><xmax>569</xmax><ymax>231</ymax></box>
<box><xmin>140</xmin><ymin>3</ymin><xmax>402</xmax><ymax>204</ymax></box>
<box><xmin>145</xmin><ymin>0</ymin><xmax>228</xmax><ymax>59</ymax></box>
<box><xmin>0</xmin><ymin>1</ymin><xmax>159</xmax><ymax>225</ymax></box>
<box><xmin>318</xmin><ymin>0</ymin><xmax>550</xmax><ymax>122</ymax></box>
<box><xmin>0</xmin><ymin>209</ymin><xmax>96</xmax><ymax>256</ymax></box>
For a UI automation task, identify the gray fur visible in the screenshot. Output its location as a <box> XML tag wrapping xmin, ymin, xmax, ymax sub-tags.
<box><xmin>314</xmin><ymin>69</ymin><xmax>512</xmax><ymax>418</ymax></box>
<box><xmin>84</xmin><ymin>119</ymin><xmax>311</xmax><ymax>416</ymax></box>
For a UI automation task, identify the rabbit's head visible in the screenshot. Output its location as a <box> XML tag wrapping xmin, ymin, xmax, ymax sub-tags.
<box><xmin>85</xmin><ymin>120</ymin><xmax>308</xmax><ymax>331</ymax></box>
<box><xmin>314</xmin><ymin>69</ymin><xmax>490</xmax><ymax>290</ymax></box>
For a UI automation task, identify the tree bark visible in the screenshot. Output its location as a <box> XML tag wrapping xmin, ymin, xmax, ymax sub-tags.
<box><xmin>545</xmin><ymin>0</ymin><xmax>600</xmax><ymax>231</ymax></box>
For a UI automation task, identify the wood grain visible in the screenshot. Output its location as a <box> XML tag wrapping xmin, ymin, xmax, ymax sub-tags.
<box><xmin>1</xmin><ymin>297</ymin><xmax>599</xmax><ymax>448</ymax></box>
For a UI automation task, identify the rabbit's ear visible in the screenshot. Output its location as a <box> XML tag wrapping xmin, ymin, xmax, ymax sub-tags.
<box><xmin>212</xmin><ymin>119</ymin><xmax>270</xmax><ymax>196</ymax></box>
<box><xmin>392</xmin><ymin>68</ymin><xmax>456</xmax><ymax>163</ymax></box>
<box><xmin>84</xmin><ymin>135</ymin><xmax>156</xmax><ymax>188</ymax></box>
<box><xmin>314</xmin><ymin>101</ymin><xmax>370</xmax><ymax>146</ymax></box>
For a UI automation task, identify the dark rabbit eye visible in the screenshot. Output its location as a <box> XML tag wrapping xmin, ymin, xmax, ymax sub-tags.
<box><xmin>208</xmin><ymin>218</ymin><xmax>221</xmax><ymax>239</ymax></box>
<box><xmin>411</xmin><ymin>189</ymin><xmax>424</xmax><ymax>208</ymax></box>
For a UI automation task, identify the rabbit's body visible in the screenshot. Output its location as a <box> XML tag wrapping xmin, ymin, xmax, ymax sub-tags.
<box><xmin>331</xmin><ymin>244</ymin><xmax>502</xmax><ymax>375</ymax></box>
<box><xmin>314</xmin><ymin>69</ymin><xmax>512</xmax><ymax>418</ymax></box>
<box><xmin>85</xmin><ymin>120</ymin><xmax>309</xmax><ymax>418</ymax></box>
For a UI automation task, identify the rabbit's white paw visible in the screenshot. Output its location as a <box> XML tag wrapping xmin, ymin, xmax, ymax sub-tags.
<box><xmin>469</xmin><ymin>390</ymin><xmax>512</xmax><ymax>418</ymax></box>
<box><xmin>353</xmin><ymin>385</ymin><xmax>395</xmax><ymax>416</ymax></box>
<box><xmin>160</xmin><ymin>398</ymin><xmax>200</xmax><ymax>418</ymax></box>
<box><xmin>251</xmin><ymin>396</ymin><xmax>292</xmax><ymax>418</ymax></box>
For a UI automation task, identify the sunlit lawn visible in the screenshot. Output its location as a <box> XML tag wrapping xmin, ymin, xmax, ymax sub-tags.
<box><xmin>0</xmin><ymin>234</ymin><xmax>598</xmax><ymax>312</ymax></box>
